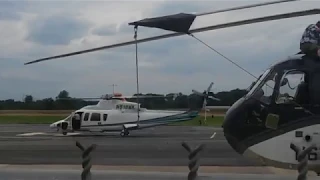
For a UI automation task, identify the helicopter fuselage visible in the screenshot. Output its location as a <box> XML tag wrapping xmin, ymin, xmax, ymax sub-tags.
<box><xmin>222</xmin><ymin>54</ymin><xmax>320</xmax><ymax>173</ymax></box>
<box><xmin>50</xmin><ymin>98</ymin><xmax>199</xmax><ymax>136</ymax></box>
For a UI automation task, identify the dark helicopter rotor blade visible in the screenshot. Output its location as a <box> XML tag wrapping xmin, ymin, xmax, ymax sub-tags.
<box><xmin>24</xmin><ymin>8</ymin><xmax>320</xmax><ymax>65</ymax></box>
<box><xmin>123</xmin><ymin>94</ymin><xmax>178</xmax><ymax>99</ymax></box>
<box><xmin>57</xmin><ymin>97</ymin><xmax>102</xmax><ymax>100</ymax></box>
<box><xmin>195</xmin><ymin>0</ymin><xmax>298</xmax><ymax>17</ymax></box>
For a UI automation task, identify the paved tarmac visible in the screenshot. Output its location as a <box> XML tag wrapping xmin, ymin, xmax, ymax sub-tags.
<box><xmin>0</xmin><ymin>124</ymin><xmax>260</xmax><ymax>166</ymax></box>
<box><xmin>0</xmin><ymin>165</ymin><xmax>316</xmax><ymax>180</ymax></box>
<box><xmin>1</xmin><ymin>169</ymin><xmax>317</xmax><ymax>180</ymax></box>
<box><xmin>0</xmin><ymin>124</ymin><xmax>313</xmax><ymax>180</ymax></box>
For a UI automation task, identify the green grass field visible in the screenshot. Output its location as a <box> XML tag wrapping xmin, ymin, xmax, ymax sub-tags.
<box><xmin>0</xmin><ymin>115</ymin><xmax>66</xmax><ymax>124</ymax></box>
<box><xmin>0</xmin><ymin>114</ymin><xmax>224</xmax><ymax>127</ymax></box>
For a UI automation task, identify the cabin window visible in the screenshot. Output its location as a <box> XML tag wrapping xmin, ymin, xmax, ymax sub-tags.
<box><xmin>83</xmin><ymin>113</ymin><xmax>89</xmax><ymax>121</ymax></box>
<box><xmin>276</xmin><ymin>70</ymin><xmax>306</xmax><ymax>104</ymax></box>
<box><xmin>103</xmin><ymin>114</ymin><xmax>108</xmax><ymax>121</ymax></box>
<box><xmin>90</xmin><ymin>113</ymin><xmax>101</xmax><ymax>121</ymax></box>
<box><xmin>258</xmin><ymin>72</ymin><xmax>278</xmax><ymax>105</ymax></box>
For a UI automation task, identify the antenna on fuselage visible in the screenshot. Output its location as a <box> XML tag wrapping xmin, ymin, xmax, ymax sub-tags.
<box><xmin>109</xmin><ymin>84</ymin><xmax>117</xmax><ymax>94</ymax></box>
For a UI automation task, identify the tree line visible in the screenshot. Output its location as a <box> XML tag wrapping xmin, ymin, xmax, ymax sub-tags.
<box><xmin>0</xmin><ymin>89</ymin><xmax>248</xmax><ymax>110</ymax></box>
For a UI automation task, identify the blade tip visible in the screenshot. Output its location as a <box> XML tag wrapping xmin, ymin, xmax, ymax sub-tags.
<box><xmin>24</xmin><ymin>60</ymin><xmax>37</xmax><ymax>65</ymax></box>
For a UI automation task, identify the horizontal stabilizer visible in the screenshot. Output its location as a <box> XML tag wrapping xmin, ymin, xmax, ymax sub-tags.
<box><xmin>123</xmin><ymin>124</ymin><xmax>138</xmax><ymax>130</ymax></box>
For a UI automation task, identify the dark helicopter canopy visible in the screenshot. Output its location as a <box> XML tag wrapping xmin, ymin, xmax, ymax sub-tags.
<box><xmin>270</xmin><ymin>53</ymin><xmax>320</xmax><ymax>71</ymax></box>
<box><xmin>246</xmin><ymin>53</ymin><xmax>320</xmax><ymax>106</ymax></box>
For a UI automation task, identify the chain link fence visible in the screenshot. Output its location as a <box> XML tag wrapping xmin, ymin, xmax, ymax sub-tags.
<box><xmin>75</xmin><ymin>141</ymin><xmax>318</xmax><ymax>180</ymax></box>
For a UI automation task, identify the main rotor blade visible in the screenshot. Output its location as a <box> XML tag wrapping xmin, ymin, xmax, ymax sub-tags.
<box><xmin>207</xmin><ymin>82</ymin><xmax>214</xmax><ymax>93</ymax></box>
<box><xmin>192</xmin><ymin>90</ymin><xmax>204</xmax><ymax>96</ymax></box>
<box><xmin>123</xmin><ymin>95</ymin><xmax>168</xmax><ymax>99</ymax></box>
<box><xmin>24</xmin><ymin>8</ymin><xmax>320</xmax><ymax>65</ymax></box>
<box><xmin>196</xmin><ymin>0</ymin><xmax>298</xmax><ymax>16</ymax></box>
<box><xmin>57</xmin><ymin>97</ymin><xmax>101</xmax><ymax>100</ymax></box>
<box><xmin>208</xmin><ymin>96</ymin><xmax>221</xmax><ymax>101</ymax></box>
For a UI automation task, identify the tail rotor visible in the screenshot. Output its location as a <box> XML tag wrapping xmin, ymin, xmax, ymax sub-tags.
<box><xmin>192</xmin><ymin>82</ymin><xmax>220</xmax><ymax>124</ymax></box>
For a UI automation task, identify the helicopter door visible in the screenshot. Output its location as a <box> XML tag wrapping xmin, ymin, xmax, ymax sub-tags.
<box><xmin>273</xmin><ymin>70</ymin><xmax>310</xmax><ymax>126</ymax></box>
<box><xmin>71</xmin><ymin>112</ymin><xmax>82</xmax><ymax>130</ymax></box>
<box><xmin>81</xmin><ymin>112</ymin><xmax>90</xmax><ymax>127</ymax></box>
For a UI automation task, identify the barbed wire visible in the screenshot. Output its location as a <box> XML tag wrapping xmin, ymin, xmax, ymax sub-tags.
<box><xmin>182</xmin><ymin>142</ymin><xmax>206</xmax><ymax>180</ymax></box>
<box><xmin>290</xmin><ymin>143</ymin><xmax>317</xmax><ymax>180</ymax></box>
<box><xmin>76</xmin><ymin>141</ymin><xmax>97</xmax><ymax>180</ymax></box>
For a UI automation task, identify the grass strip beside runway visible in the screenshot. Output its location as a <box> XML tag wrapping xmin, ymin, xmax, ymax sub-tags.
<box><xmin>0</xmin><ymin>114</ymin><xmax>224</xmax><ymax>127</ymax></box>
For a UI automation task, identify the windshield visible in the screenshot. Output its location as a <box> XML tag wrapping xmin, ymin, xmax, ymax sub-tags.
<box><xmin>247</xmin><ymin>69</ymin><xmax>271</xmax><ymax>96</ymax></box>
<box><xmin>246</xmin><ymin>68</ymin><xmax>278</xmax><ymax>104</ymax></box>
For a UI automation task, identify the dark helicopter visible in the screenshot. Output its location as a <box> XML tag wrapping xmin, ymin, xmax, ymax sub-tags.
<box><xmin>24</xmin><ymin>0</ymin><xmax>320</xmax><ymax>174</ymax></box>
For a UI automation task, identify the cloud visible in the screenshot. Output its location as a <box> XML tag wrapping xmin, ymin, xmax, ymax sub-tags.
<box><xmin>0</xmin><ymin>1</ymin><xmax>27</xmax><ymax>20</ymax></box>
<box><xmin>0</xmin><ymin>0</ymin><xmax>319</xmax><ymax>100</ymax></box>
<box><xmin>92</xmin><ymin>24</ymin><xmax>118</xmax><ymax>36</ymax></box>
<box><xmin>26</xmin><ymin>14</ymin><xmax>91</xmax><ymax>45</ymax></box>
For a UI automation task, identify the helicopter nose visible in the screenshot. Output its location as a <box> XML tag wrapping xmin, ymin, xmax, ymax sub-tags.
<box><xmin>222</xmin><ymin>97</ymin><xmax>250</xmax><ymax>155</ymax></box>
<box><xmin>50</xmin><ymin>123</ymin><xmax>55</xmax><ymax>128</ymax></box>
<box><xmin>223</xmin><ymin>114</ymin><xmax>248</xmax><ymax>155</ymax></box>
<box><xmin>50</xmin><ymin>122</ymin><xmax>58</xmax><ymax>128</ymax></box>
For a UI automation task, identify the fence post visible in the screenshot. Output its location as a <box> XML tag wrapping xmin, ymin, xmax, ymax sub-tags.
<box><xmin>76</xmin><ymin>141</ymin><xmax>97</xmax><ymax>180</ymax></box>
<box><xmin>182</xmin><ymin>142</ymin><xmax>206</xmax><ymax>180</ymax></box>
<box><xmin>290</xmin><ymin>143</ymin><xmax>316</xmax><ymax>180</ymax></box>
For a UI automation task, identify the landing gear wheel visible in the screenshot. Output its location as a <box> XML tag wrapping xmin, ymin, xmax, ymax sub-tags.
<box><xmin>62</xmin><ymin>131</ymin><xmax>67</xmax><ymax>135</ymax></box>
<box><xmin>120</xmin><ymin>130</ymin><xmax>130</xmax><ymax>137</ymax></box>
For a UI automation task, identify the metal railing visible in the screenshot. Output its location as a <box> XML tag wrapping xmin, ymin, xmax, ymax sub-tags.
<box><xmin>75</xmin><ymin>141</ymin><xmax>318</xmax><ymax>180</ymax></box>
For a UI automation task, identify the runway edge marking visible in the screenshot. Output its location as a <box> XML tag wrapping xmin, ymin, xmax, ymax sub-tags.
<box><xmin>53</xmin><ymin>132</ymin><xmax>81</xmax><ymax>137</ymax></box>
<box><xmin>16</xmin><ymin>132</ymin><xmax>47</xmax><ymax>136</ymax></box>
<box><xmin>15</xmin><ymin>132</ymin><xmax>82</xmax><ymax>137</ymax></box>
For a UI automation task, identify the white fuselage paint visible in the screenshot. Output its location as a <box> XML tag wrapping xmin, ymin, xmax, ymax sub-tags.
<box><xmin>243</xmin><ymin>124</ymin><xmax>320</xmax><ymax>172</ymax></box>
<box><xmin>82</xmin><ymin>109</ymin><xmax>185</xmax><ymax>125</ymax></box>
<box><xmin>50</xmin><ymin>98</ymin><xmax>189</xmax><ymax>132</ymax></box>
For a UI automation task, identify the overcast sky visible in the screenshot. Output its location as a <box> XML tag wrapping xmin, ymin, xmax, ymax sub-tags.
<box><xmin>0</xmin><ymin>0</ymin><xmax>318</xmax><ymax>100</ymax></box>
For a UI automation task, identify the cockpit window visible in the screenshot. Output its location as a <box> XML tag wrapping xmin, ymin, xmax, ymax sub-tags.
<box><xmin>246</xmin><ymin>68</ymin><xmax>278</xmax><ymax>105</ymax></box>
<box><xmin>276</xmin><ymin>70</ymin><xmax>306</xmax><ymax>104</ymax></box>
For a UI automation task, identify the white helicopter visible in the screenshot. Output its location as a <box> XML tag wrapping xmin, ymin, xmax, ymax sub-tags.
<box><xmin>50</xmin><ymin>83</ymin><xmax>220</xmax><ymax>137</ymax></box>
<box><xmin>24</xmin><ymin>0</ymin><xmax>320</xmax><ymax>174</ymax></box>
